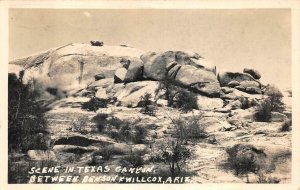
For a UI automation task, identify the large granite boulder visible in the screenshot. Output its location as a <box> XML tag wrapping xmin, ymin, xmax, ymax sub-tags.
<box><xmin>230</xmin><ymin>108</ymin><xmax>256</xmax><ymax>122</ymax></box>
<box><xmin>27</xmin><ymin>150</ymin><xmax>57</xmax><ymax>161</ymax></box>
<box><xmin>243</xmin><ymin>68</ymin><xmax>261</xmax><ymax>79</ymax></box>
<box><xmin>114</xmin><ymin>81</ymin><xmax>160</xmax><ymax>107</ymax></box>
<box><xmin>141</xmin><ymin>51</ymin><xmax>216</xmax><ymax>81</ymax></box>
<box><xmin>271</xmin><ymin>112</ymin><xmax>288</xmax><ymax>122</ymax></box>
<box><xmin>124</xmin><ymin>57</ymin><xmax>144</xmax><ymax>82</ymax></box>
<box><xmin>197</xmin><ymin>95</ymin><xmax>224</xmax><ymax>110</ymax></box>
<box><xmin>140</xmin><ymin>51</ymin><xmax>220</xmax><ymax>97</ymax></box>
<box><xmin>239</xmin><ymin>81</ymin><xmax>260</xmax><ymax>89</ymax></box>
<box><xmin>114</xmin><ymin>67</ymin><xmax>127</xmax><ymax>83</ymax></box>
<box><xmin>218</xmin><ymin>72</ymin><xmax>256</xmax><ymax>87</ymax></box>
<box><xmin>95</xmin><ymin>87</ymin><xmax>108</xmax><ymax>100</ymax></box>
<box><xmin>175</xmin><ymin>65</ymin><xmax>221</xmax><ymax>97</ymax></box>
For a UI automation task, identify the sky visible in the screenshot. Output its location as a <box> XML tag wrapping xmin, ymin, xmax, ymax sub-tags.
<box><xmin>9</xmin><ymin>9</ymin><xmax>291</xmax><ymax>89</ymax></box>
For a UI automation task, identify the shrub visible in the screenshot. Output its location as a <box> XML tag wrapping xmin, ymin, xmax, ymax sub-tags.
<box><xmin>8</xmin><ymin>74</ymin><xmax>49</xmax><ymax>153</ymax></box>
<box><xmin>254</xmin><ymin>98</ymin><xmax>272</xmax><ymax>122</ymax></box>
<box><xmin>95</xmin><ymin>116</ymin><xmax>148</xmax><ymax>144</ymax></box>
<box><xmin>226</xmin><ymin>144</ymin><xmax>267</xmax><ymax>176</ymax></box>
<box><xmin>71</xmin><ymin>117</ymin><xmax>89</xmax><ymax>134</ymax></box>
<box><xmin>174</xmin><ymin>90</ymin><xmax>198</xmax><ymax>112</ymax></box>
<box><xmin>122</xmin><ymin>152</ymin><xmax>144</xmax><ymax>167</ymax></box>
<box><xmin>82</xmin><ymin>97</ymin><xmax>108</xmax><ymax>112</ymax></box>
<box><xmin>172</xmin><ymin>116</ymin><xmax>206</xmax><ymax>144</ymax></box>
<box><xmin>91</xmin><ymin>113</ymin><xmax>109</xmax><ymax>132</ymax></box>
<box><xmin>132</xmin><ymin>125</ymin><xmax>148</xmax><ymax>144</ymax></box>
<box><xmin>157</xmin><ymin>77</ymin><xmax>178</xmax><ymax>107</ymax></box>
<box><xmin>159</xmin><ymin>139</ymin><xmax>192</xmax><ymax>178</ymax></box>
<box><xmin>280</xmin><ymin>119</ymin><xmax>292</xmax><ymax>132</ymax></box>
<box><xmin>139</xmin><ymin>93</ymin><xmax>156</xmax><ymax>115</ymax></box>
<box><xmin>264</xmin><ymin>84</ymin><xmax>285</xmax><ymax>113</ymax></box>
<box><xmin>156</xmin><ymin>77</ymin><xmax>198</xmax><ymax>113</ymax></box>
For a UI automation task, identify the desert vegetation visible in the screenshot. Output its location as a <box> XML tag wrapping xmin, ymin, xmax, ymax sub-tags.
<box><xmin>254</xmin><ymin>84</ymin><xmax>286</xmax><ymax>122</ymax></box>
<box><xmin>8</xmin><ymin>74</ymin><xmax>49</xmax><ymax>153</ymax></box>
<box><xmin>225</xmin><ymin>143</ymin><xmax>290</xmax><ymax>183</ymax></box>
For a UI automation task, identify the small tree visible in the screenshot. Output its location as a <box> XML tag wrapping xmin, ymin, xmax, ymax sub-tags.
<box><xmin>8</xmin><ymin>73</ymin><xmax>49</xmax><ymax>153</ymax></box>
<box><xmin>264</xmin><ymin>84</ymin><xmax>285</xmax><ymax>113</ymax></box>
<box><xmin>174</xmin><ymin>90</ymin><xmax>198</xmax><ymax>112</ymax></box>
<box><xmin>254</xmin><ymin>98</ymin><xmax>272</xmax><ymax>122</ymax></box>
<box><xmin>139</xmin><ymin>93</ymin><xmax>156</xmax><ymax>115</ymax></box>
<box><xmin>156</xmin><ymin>77</ymin><xmax>198</xmax><ymax>112</ymax></box>
<box><xmin>156</xmin><ymin>77</ymin><xmax>178</xmax><ymax>107</ymax></box>
<box><xmin>159</xmin><ymin>139</ymin><xmax>192</xmax><ymax>178</ymax></box>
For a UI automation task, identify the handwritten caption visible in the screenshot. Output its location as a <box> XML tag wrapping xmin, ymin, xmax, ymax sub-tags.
<box><xmin>28</xmin><ymin>166</ymin><xmax>191</xmax><ymax>183</ymax></box>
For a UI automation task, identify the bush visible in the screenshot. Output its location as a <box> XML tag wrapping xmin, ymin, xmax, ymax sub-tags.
<box><xmin>280</xmin><ymin>119</ymin><xmax>292</xmax><ymax>132</ymax></box>
<box><xmin>254</xmin><ymin>98</ymin><xmax>272</xmax><ymax>122</ymax></box>
<box><xmin>93</xmin><ymin>146</ymin><xmax>113</xmax><ymax>161</ymax></box>
<box><xmin>157</xmin><ymin>77</ymin><xmax>178</xmax><ymax>107</ymax></box>
<box><xmin>8</xmin><ymin>74</ymin><xmax>49</xmax><ymax>153</ymax></box>
<box><xmin>93</xmin><ymin>114</ymin><xmax>148</xmax><ymax>144</ymax></box>
<box><xmin>264</xmin><ymin>84</ymin><xmax>285</xmax><ymax>113</ymax></box>
<box><xmin>139</xmin><ymin>93</ymin><xmax>156</xmax><ymax>115</ymax></box>
<box><xmin>82</xmin><ymin>97</ymin><xmax>108</xmax><ymax>112</ymax></box>
<box><xmin>158</xmin><ymin>139</ymin><xmax>192</xmax><ymax>178</ymax></box>
<box><xmin>173</xmin><ymin>90</ymin><xmax>198</xmax><ymax>112</ymax></box>
<box><xmin>132</xmin><ymin>125</ymin><xmax>148</xmax><ymax>144</ymax></box>
<box><xmin>91</xmin><ymin>113</ymin><xmax>109</xmax><ymax>132</ymax></box>
<box><xmin>71</xmin><ymin>117</ymin><xmax>89</xmax><ymax>134</ymax></box>
<box><xmin>122</xmin><ymin>152</ymin><xmax>144</xmax><ymax>167</ymax></box>
<box><xmin>157</xmin><ymin>77</ymin><xmax>198</xmax><ymax>113</ymax></box>
<box><xmin>226</xmin><ymin>144</ymin><xmax>267</xmax><ymax>176</ymax></box>
<box><xmin>172</xmin><ymin>116</ymin><xmax>206</xmax><ymax>144</ymax></box>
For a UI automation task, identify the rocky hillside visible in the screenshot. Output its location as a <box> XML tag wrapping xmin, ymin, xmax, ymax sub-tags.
<box><xmin>8</xmin><ymin>41</ymin><xmax>292</xmax><ymax>184</ymax></box>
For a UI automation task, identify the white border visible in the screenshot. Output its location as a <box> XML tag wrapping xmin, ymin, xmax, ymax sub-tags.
<box><xmin>1</xmin><ymin>1</ymin><xmax>299</xmax><ymax>190</ymax></box>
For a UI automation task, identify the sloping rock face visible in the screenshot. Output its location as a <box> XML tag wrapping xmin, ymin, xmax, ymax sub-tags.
<box><xmin>10</xmin><ymin>43</ymin><xmax>145</xmax><ymax>92</ymax></box>
<box><xmin>10</xmin><ymin>44</ymin><xmax>221</xmax><ymax>99</ymax></box>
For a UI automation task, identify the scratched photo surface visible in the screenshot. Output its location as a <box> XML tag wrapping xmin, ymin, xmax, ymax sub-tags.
<box><xmin>8</xmin><ymin>8</ymin><xmax>292</xmax><ymax>184</ymax></box>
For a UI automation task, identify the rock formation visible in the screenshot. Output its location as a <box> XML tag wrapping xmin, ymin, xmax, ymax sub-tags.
<box><xmin>8</xmin><ymin>42</ymin><xmax>291</xmax><ymax>184</ymax></box>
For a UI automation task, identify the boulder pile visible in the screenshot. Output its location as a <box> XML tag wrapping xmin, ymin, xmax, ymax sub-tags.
<box><xmin>9</xmin><ymin>42</ymin><xmax>267</xmax><ymax>109</ymax></box>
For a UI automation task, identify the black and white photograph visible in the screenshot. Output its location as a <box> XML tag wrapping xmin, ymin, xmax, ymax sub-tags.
<box><xmin>1</xmin><ymin>1</ymin><xmax>300</xmax><ymax>189</ymax></box>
